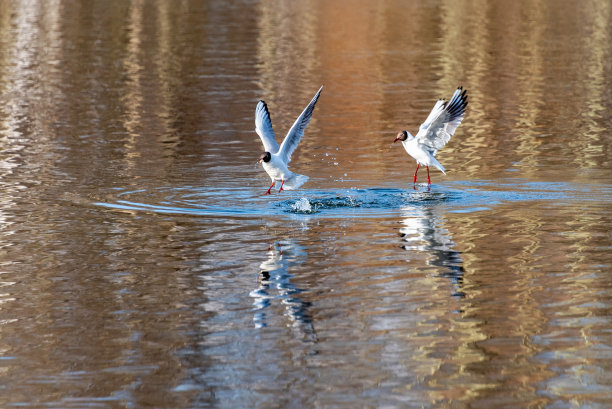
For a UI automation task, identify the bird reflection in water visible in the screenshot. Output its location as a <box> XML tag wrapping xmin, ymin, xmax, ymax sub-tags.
<box><xmin>249</xmin><ymin>240</ymin><xmax>317</xmax><ymax>342</ymax></box>
<box><xmin>400</xmin><ymin>205</ymin><xmax>465</xmax><ymax>298</ymax></box>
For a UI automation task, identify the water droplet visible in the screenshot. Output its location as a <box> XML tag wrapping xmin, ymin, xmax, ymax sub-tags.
<box><xmin>291</xmin><ymin>197</ymin><xmax>312</xmax><ymax>213</ymax></box>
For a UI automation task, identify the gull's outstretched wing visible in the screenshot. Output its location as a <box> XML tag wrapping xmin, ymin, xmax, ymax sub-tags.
<box><xmin>278</xmin><ymin>86</ymin><xmax>323</xmax><ymax>164</ymax></box>
<box><xmin>255</xmin><ymin>100</ymin><xmax>280</xmax><ymax>154</ymax></box>
<box><xmin>415</xmin><ymin>87</ymin><xmax>468</xmax><ymax>153</ymax></box>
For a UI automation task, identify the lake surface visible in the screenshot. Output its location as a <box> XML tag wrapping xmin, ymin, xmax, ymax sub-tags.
<box><xmin>0</xmin><ymin>0</ymin><xmax>611</xmax><ymax>408</ymax></box>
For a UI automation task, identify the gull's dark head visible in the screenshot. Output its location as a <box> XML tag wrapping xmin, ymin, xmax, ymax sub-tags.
<box><xmin>258</xmin><ymin>152</ymin><xmax>271</xmax><ymax>164</ymax></box>
<box><xmin>393</xmin><ymin>130</ymin><xmax>408</xmax><ymax>144</ymax></box>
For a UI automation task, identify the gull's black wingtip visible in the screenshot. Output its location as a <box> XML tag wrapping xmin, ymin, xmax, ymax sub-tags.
<box><xmin>256</xmin><ymin>100</ymin><xmax>273</xmax><ymax>121</ymax></box>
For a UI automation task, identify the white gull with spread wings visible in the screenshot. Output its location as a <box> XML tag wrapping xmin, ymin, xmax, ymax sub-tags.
<box><xmin>256</xmin><ymin>86</ymin><xmax>323</xmax><ymax>194</ymax></box>
<box><xmin>392</xmin><ymin>86</ymin><xmax>468</xmax><ymax>185</ymax></box>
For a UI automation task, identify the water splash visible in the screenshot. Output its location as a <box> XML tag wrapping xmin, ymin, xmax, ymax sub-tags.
<box><xmin>291</xmin><ymin>197</ymin><xmax>314</xmax><ymax>213</ymax></box>
<box><xmin>90</xmin><ymin>180</ymin><xmax>606</xmax><ymax>219</ymax></box>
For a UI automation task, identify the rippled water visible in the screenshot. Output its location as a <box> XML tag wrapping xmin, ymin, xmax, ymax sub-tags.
<box><xmin>94</xmin><ymin>180</ymin><xmax>609</xmax><ymax>218</ymax></box>
<box><xmin>1</xmin><ymin>0</ymin><xmax>611</xmax><ymax>408</ymax></box>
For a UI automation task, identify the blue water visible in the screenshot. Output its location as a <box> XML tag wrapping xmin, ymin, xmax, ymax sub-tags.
<box><xmin>93</xmin><ymin>179</ymin><xmax>609</xmax><ymax>218</ymax></box>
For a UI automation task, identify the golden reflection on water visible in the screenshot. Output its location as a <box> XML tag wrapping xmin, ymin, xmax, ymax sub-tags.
<box><xmin>397</xmin><ymin>206</ymin><xmax>492</xmax><ymax>403</ymax></box>
<box><xmin>0</xmin><ymin>0</ymin><xmax>610</xmax><ymax>408</ymax></box>
<box><xmin>249</xmin><ymin>0</ymin><xmax>612</xmax><ymax>186</ymax></box>
<box><xmin>442</xmin><ymin>196</ymin><xmax>612</xmax><ymax>404</ymax></box>
<box><xmin>434</xmin><ymin>0</ymin><xmax>612</xmax><ymax>180</ymax></box>
<box><xmin>256</xmin><ymin>0</ymin><xmax>319</xmax><ymax>100</ymax></box>
<box><xmin>574</xmin><ymin>0</ymin><xmax>610</xmax><ymax>169</ymax></box>
<box><xmin>121</xmin><ymin>0</ymin><xmax>182</xmax><ymax>176</ymax></box>
<box><xmin>122</xmin><ymin>0</ymin><xmax>145</xmax><ymax>144</ymax></box>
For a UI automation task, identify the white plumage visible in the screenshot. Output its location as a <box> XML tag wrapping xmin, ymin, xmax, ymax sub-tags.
<box><xmin>256</xmin><ymin>86</ymin><xmax>323</xmax><ymax>194</ymax></box>
<box><xmin>393</xmin><ymin>87</ymin><xmax>468</xmax><ymax>185</ymax></box>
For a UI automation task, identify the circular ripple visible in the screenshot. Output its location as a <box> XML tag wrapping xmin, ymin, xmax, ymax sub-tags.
<box><xmin>93</xmin><ymin>186</ymin><xmax>456</xmax><ymax>218</ymax></box>
<box><xmin>92</xmin><ymin>180</ymin><xmax>603</xmax><ymax>219</ymax></box>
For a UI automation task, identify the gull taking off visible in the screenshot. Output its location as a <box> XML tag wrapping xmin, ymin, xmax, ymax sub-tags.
<box><xmin>392</xmin><ymin>87</ymin><xmax>468</xmax><ymax>185</ymax></box>
<box><xmin>256</xmin><ymin>86</ymin><xmax>323</xmax><ymax>194</ymax></box>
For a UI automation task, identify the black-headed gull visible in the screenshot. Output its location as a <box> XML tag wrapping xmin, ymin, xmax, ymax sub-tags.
<box><xmin>256</xmin><ymin>86</ymin><xmax>323</xmax><ymax>194</ymax></box>
<box><xmin>392</xmin><ymin>87</ymin><xmax>468</xmax><ymax>185</ymax></box>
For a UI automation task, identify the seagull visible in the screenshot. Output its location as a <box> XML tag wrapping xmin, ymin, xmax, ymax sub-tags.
<box><xmin>392</xmin><ymin>86</ymin><xmax>468</xmax><ymax>185</ymax></box>
<box><xmin>256</xmin><ymin>86</ymin><xmax>323</xmax><ymax>194</ymax></box>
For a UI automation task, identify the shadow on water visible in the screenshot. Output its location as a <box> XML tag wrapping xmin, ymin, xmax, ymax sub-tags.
<box><xmin>249</xmin><ymin>239</ymin><xmax>316</xmax><ymax>343</ymax></box>
<box><xmin>90</xmin><ymin>179</ymin><xmax>609</xmax><ymax>219</ymax></box>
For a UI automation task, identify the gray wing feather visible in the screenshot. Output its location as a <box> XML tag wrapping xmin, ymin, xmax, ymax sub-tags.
<box><xmin>278</xmin><ymin>86</ymin><xmax>323</xmax><ymax>164</ymax></box>
<box><xmin>416</xmin><ymin>87</ymin><xmax>468</xmax><ymax>153</ymax></box>
<box><xmin>255</xmin><ymin>100</ymin><xmax>280</xmax><ymax>154</ymax></box>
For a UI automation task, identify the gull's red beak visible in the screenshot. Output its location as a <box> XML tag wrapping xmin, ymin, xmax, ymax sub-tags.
<box><xmin>390</xmin><ymin>137</ymin><xmax>399</xmax><ymax>149</ymax></box>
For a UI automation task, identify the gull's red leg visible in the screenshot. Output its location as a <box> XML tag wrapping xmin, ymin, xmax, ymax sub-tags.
<box><xmin>265</xmin><ymin>180</ymin><xmax>274</xmax><ymax>195</ymax></box>
<box><xmin>413</xmin><ymin>164</ymin><xmax>420</xmax><ymax>184</ymax></box>
<box><xmin>278</xmin><ymin>180</ymin><xmax>285</xmax><ymax>192</ymax></box>
<box><xmin>426</xmin><ymin>166</ymin><xmax>431</xmax><ymax>185</ymax></box>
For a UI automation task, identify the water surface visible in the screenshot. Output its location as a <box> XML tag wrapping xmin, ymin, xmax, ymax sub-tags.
<box><xmin>0</xmin><ymin>0</ymin><xmax>611</xmax><ymax>408</ymax></box>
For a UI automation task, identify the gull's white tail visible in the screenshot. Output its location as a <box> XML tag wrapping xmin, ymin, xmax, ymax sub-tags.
<box><xmin>430</xmin><ymin>156</ymin><xmax>446</xmax><ymax>174</ymax></box>
<box><xmin>283</xmin><ymin>174</ymin><xmax>309</xmax><ymax>190</ymax></box>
